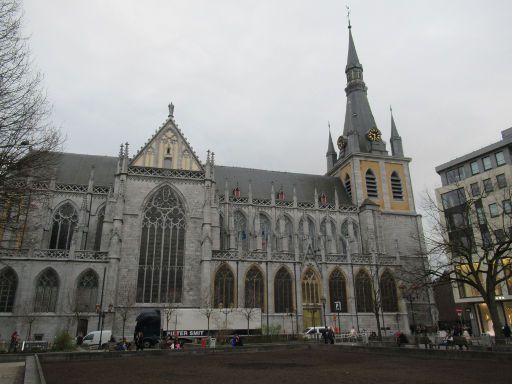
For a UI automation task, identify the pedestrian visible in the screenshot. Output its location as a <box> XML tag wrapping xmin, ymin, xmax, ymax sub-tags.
<box><xmin>9</xmin><ymin>331</ymin><xmax>18</xmax><ymax>353</ymax></box>
<box><xmin>135</xmin><ymin>331</ymin><xmax>144</xmax><ymax>351</ymax></box>
<box><xmin>328</xmin><ymin>327</ymin><xmax>335</xmax><ymax>344</ymax></box>
<box><xmin>503</xmin><ymin>324</ymin><xmax>511</xmax><ymax>339</ymax></box>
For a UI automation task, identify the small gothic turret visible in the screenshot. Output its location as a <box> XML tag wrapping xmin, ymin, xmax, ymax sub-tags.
<box><xmin>326</xmin><ymin>128</ymin><xmax>337</xmax><ymax>171</ymax></box>
<box><xmin>390</xmin><ymin>108</ymin><xmax>404</xmax><ymax>157</ymax></box>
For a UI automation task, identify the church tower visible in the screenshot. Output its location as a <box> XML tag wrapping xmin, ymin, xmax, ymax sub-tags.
<box><xmin>327</xmin><ymin>23</ymin><xmax>415</xmax><ymax>215</ymax></box>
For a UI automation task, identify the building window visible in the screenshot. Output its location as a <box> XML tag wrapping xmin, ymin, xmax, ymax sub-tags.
<box><xmin>76</xmin><ymin>270</ymin><xmax>99</xmax><ymax>313</ymax></box>
<box><xmin>34</xmin><ymin>268</ymin><xmax>59</xmax><ymax>312</ymax></box>
<box><xmin>496</xmin><ymin>174</ymin><xmax>507</xmax><ymax>189</ymax></box>
<box><xmin>470</xmin><ymin>183</ymin><xmax>480</xmax><ymax>197</ymax></box>
<box><xmin>0</xmin><ymin>268</ymin><xmax>17</xmax><ymax>312</ymax></box>
<box><xmin>495</xmin><ymin>151</ymin><xmax>506</xmax><ymax>166</ymax></box>
<box><xmin>274</xmin><ymin>267</ymin><xmax>293</xmax><ymax>313</ymax></box>
<box><xmin>301</xmin><ymin>268</ymin><xmax>320</xmax><ymax>306</ymax></box>
<box><xmin>234</xmin><ymin>211</ymin><xmax>249</xmax><ymax>251</ymax></box>
<box><xmin>483</xmin><ymin>156</ymin><xmax>492</xmax><ymax>171</ymax></box>
<box><xmin>380</xmin><ymin>270</ymin><xmax>398</xmax><ymax>312</ymax></box>
<box><xmin>441</xmin><ymin>188</ymin><xmax>466</xmax><ymax>209</ymax></box>
<box><xmin>244</xmin><ymin>267</ymin><xmax>264</xmax><ymax>308</ymax></box>
<box><xmin>259</xmin><ymin>214</ymin><xmax>271</xmax><ymax>251</ymax></box>
<box><xmin>214</xmin><ymin>264</ymin><xmax>234</xmax><ymax>308</ymax></box>
<box><xmin>136</xmin><ymin>185</ymin><xmax>186</xmax><ymax>303</ymax></box>
<box><xmin>503</xmin><ymin>200</ymin><xmax>512</xmax><ymax>215</ymax></box>
<box><xmin>446</xmin><ymin>166</ymin><xmax>465</xmax><ymax>184</ymax></box>
<box><xmin>355</xmin><ymin>270</ymin><xmax>374</xmax><ymax>313</ymax></box>
<box><xmin>390</xmin><ymin>171</ymin><xmax>403</xmax><ymax>200</ymax></box>
<box><xmin>344</xmin><ymin>175</ymin><xmax>352</xmax><ymax>199</ymax></box>
<box><xmin>483</xmin><ymin>178</ymin><xmax>494</xmax><ymax>193</ymax></box>
<box><xmin>365</xmin><ymin>169</ymin><xmax>378</xmax><ymax>198</ymax></box>
<box><xmin>329</xmin><ymin>269</ymin><xmax>347</xmax><ymax>313</ymax></box>
<box><xmin>489</xmin><ymin>203</ymin><xmax>499</xmax><ymax>218</ymax></box>
<box><xmin>470</xmin><ymin>161</ymin><xmax>480</xmax><ymax>175</ymax></box>
<box><xmin>476</xmin><ymin>207</ymin><xmax>486</xmax><ymax>225</ymax></box>
<box><xmin>93</xmin><ymin>206</ymin><xmax>105</xmax><ymax>251</ymax></box>
<box><xmin>49</xmin><ymin>203</ymin><xmax>78</xmax><ymax>250</ymax></box>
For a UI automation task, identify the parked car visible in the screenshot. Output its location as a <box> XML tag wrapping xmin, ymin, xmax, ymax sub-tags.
<box><xmin>303</xmin><ymin>327</ymin><xmax>327</xmax><ymax>339</ymax></box>
<box><xmin>81</xmin><ymin>330</ymin><xmax>112</xmax><ymax>348</ymax></box>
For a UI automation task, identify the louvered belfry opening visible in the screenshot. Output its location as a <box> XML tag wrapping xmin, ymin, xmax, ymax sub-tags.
<box><xmin>390</xmin><ymin>171</ymin><xmax>403</xmax><ymax>200</ymax></box>
<box><xmin>365</xmin><ymin>169</ymin><xmax>378</xmax><ymax>198</ymax></box>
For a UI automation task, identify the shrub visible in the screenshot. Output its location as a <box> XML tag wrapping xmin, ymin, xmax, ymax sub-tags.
<box><xmin>51</xmin><ymin>330</ymin><xmax>76</xmax><ymax>352</ymax></box>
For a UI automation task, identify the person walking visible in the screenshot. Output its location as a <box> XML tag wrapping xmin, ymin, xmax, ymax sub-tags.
<box><xmin>135</xmin><ymin>331</ymin><xmax>144</xmax><ymax>351</ymax></box>
<box><xmin>9</xmin><ymin>331</ymin><xmax>19</xmax><ymax>353</ymax></box>
<box><xmin>503</xmin><ymin>324</ymin><xmax>511</xmax><ymax>340</ymax></box>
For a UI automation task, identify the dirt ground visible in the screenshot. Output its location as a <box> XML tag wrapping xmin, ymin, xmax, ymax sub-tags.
<box><xmin>42</xmin><ymin>348</ymin><xmax>509</xmax><ymax>384</ymax></box>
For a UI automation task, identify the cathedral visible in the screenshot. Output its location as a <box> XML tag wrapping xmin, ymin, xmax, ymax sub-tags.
<box><xmin>0</xmin><ymin>25</ymin><xmax>435</xmax><ymax>340</ymax></box>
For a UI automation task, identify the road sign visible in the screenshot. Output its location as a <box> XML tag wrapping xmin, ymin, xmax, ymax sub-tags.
<box><xmin>334</xmin><ymin>301</ymin><xmax>342</xmax><ymax>312</ymax></box>
<box><xmin>455</xmin><ymin>308</ymin><xmax>463</xmax><ymax>316</ymax></box>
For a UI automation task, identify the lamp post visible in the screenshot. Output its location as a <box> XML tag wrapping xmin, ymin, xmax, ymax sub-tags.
<box><xmin>289</xmin><ymin>312</ymin><xmax>294</xmax><ymax>336</ymax></box>
<box><xmin>320</xmin><ymin>296</ymin><xmax>327</xmax><ymax>328</ymax></box>
<box><xmin>96</xmin><ymin>303</ymin><xmax>113</xmax><ymax>350</ymax></box>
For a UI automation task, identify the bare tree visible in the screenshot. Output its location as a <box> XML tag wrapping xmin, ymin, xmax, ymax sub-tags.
<box><xmin>416</xmin><ymin>187</ymin><xmax>512</xmax><ymax>344</ymax></box>
<box><xmin>239</xmin><ymin>296</ymin><xmax>258</xmax><ymax>336</ymax></box>
<box><xmin>0</xmin><ymin>0</ymin><xmax>62</xmax><ymax>244</ymax></box>
<box><xmin>162</xmin><ymin>293</ymin><xmax>178</xmax><ymax>338</ymax></box>
<box><xmin>66</xmin><ymin>291</ymin><xmax>83</xmax><ymax>334</ymax></box>
<box><xmin>199</xmin><ymin>288</ymin><xmax>215</xmax><ymax>337</ymax></box>
<box><xmin>17</xmin><ymin>299</ymin><xmax>37</xmax><ymax>340</ymax></box>
<box><xmin>116</xmin><ymin>296</ymin><xmax>135</xmax><ymax>340</ymax></box>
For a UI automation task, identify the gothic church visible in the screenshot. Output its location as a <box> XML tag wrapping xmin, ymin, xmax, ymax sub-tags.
<box><xmin>0</xmin><ymin>26</ymin><xmax>434</xmax><ymax>339</ymax></box>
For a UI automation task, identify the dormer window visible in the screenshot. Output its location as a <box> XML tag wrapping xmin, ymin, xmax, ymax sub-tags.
<box><xmin>277</xmin><ymin>190</ymin><xmax>285</xmax><ymax>201</ymax></box>
<box><xmin>233</xmin><ymin>187</ymin><xmax>241</xmax><ymax>198</ymax></box>
<box><xmin>319</xmin><ymin>193</ymin><xmax>328</xmax><ymax>205</ymax></box>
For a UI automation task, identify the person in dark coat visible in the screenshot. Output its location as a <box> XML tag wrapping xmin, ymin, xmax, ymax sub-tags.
<box><xmin>135</xmin><ymin>331</ymin><xmax>144</xmax><ymax>351</ymax></box>
<box><xmin>503</xmin><ymin>324</ymin><xmax>511</xmax><ymax>339</ymax></box>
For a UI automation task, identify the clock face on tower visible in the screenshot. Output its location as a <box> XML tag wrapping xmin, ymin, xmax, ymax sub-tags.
<box><xmin>367</xmin><ymin>127</ymin><xmax>382</xmax><ymax>142</ymax></box>
<box><xmin>337</xmin><ymin>135</ymin><xmax>347</xmax><ymax>150</ymax></box>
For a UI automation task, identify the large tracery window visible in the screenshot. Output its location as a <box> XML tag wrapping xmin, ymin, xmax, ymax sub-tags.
<box><xmin>34</xmin><ymin>268</ymin><xmax>59</xmax><ymax>312</ymax></box>
<box><xmin>302</xmin><ymin>268</ymin><xmax>320</xmax><ymax>305</ymax></box>
<box><xmin>380</xmin><ymin>270</ymin><xmax>399</xmax><ymax>312</ymax></box>
<box><xmin>274</xmin><ymin>267</ymin><xmax>293</xmax><ymax>313</ymax></box>
<box><xmin>76</xmin><ymin>270</ymin><xmax>99</xmax><ymax>312</ymax></box>
<box><xmin>355</xmin><ymin>270</ymin><xmax>374</xmax><ymax>313</ymax></box>
<box><xmin>214</xmin><ymin>264</ymin><xmax>234</xmax><ymax>308</ymax></box>
<box><xmin>234</xmin><ymin>211</ymin><xmax>248</xmax><ymax>251</ymax></box>
<box><xmin>0</xmin><ymin>268</ymin><xmax>17</xmax><ymax>312</ymax></box>
<box><xmin>49</xmin><ymin>203</ymin><xmax>78</xmax><ymax>250</ymax></box>
<box><xmin>245</xmin><ymin>266</ymin><xmax>264</xmax><ymax>308</ymax></box>
<box><xmin>136</xmin><ymin>186</ymin><xmax>186</xmax><ymax>303</ymax></box>
<box><xmin>329</xmin><ymin>269</ymin><xmax>348</xmax><ymax>312</ymax></box>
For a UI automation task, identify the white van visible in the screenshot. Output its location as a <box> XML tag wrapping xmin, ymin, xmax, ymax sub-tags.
<box><xmin>81</xmin><ymin>330</ymin><xmax>112</xmax><ymax>348</ymax></box>
<box><xmin>303</xmin><ymin>327</ymin><xmax>326</xmax><ymax>339</ymax></box>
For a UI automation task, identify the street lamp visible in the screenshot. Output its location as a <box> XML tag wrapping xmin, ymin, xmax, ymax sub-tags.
<box><xmin>96</xmin><ymin>303</ymin><xmax>113</xmax><ymax>350</ymax></box>
<box><xmin>320</xmin><ymin>296</ymin><xmax>327</xmax><ymax>328</ymax></box>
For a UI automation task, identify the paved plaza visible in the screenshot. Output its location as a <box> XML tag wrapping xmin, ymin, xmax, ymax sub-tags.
<box><xmin>42</xmin><ymin>348</ymin><xmax>510</xmax><ymax>384</ymax></box>
<box><xmin>0</xmin><ymin>362</ymin><xmax>24</xmax><ymax>384</ymax></box>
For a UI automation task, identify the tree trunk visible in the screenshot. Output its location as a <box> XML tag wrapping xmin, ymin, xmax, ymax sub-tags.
<box><xmin>247</xmin><ymin>318</ymin><xmax>250</xmax><ymax>336</ymax></box>
<box><xmin>374</xmin><ymin>309</ymin><xmax>382</xmax><ymax>340</ymax></box>
<box><xmin>486</xmin><ymin>297</ymin><xmax>505</xmax><ymax>345</ymax></box>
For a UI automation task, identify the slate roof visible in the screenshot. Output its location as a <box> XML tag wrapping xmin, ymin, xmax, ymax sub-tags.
<box><xmin>51</xmin><ymin>152</ymin><xmax>354</xmax><ymax>206</ymax></box>
<box><xmin>53</xmin><ymin>152</ymin><xmax>118</xmax><ymax>186</ymax></box>
<box><xmin>214</xmin><ymin>165</ymin><xmax>353</xmax><ymax>205</ymax></box>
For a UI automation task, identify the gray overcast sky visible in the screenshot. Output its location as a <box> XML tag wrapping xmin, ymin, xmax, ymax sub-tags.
<box><xmin>22</xmin><ymin>0</ymin><xmax>512</xmax><ymax>209</ymax></box>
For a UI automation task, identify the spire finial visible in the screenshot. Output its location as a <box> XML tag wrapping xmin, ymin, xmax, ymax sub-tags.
<box><xmin>168</xmin><ymin>102</ymin><xmax>174</xmax><ymax>118</ymax></box>
<box><xmin>346</xmin><ymin>6</ymin><xmax>351</xmax><ymax>29</ymax></box>
<box><xmin>328</xmin><ymin>120</ymin><xmax>331</xmax><ymax>132</ymax></box>
<box><xmin>390</xmin><ymin>105</ymin><xmax>393</xmax><ymax>115</ymax></box>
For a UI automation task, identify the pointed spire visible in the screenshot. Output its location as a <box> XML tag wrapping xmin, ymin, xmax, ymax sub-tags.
<box><xmin>390</xmin><ymin>106</ymin><xmax>400</xmax><ymax>138</ymax></box>
<box><xmin>390</xmin><ymin>106</ymin><xmax>404</xmax><ymax>157</ymax></box>
<box><xmin>327</xmin><ymin>124</ymin><xmax>336</xmax><ymax>154</ymax></box>
<box><xmin>346</xmin><ymin>27</ymin><xmax>362</xmax><ymax>72</ymax></box>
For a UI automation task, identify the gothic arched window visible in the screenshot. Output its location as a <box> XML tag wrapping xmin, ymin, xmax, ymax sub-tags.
<box><xmin>245</xmin><ymin>266</ymin><xmax>264</xmax><ymax>308</ymax></box>
<box><xmin>329</xmin><ymin>269</ymin><xmax>348</xmax><ymax>312</ymax></box>
<box><xmin>214</xmin><ymin>264</ymin><xmax>234</xmax><ymax>308</ymax></box>
<box><xmin>136</xmin><ymin>185</ymin><xmax>186</xmax><ymax>303</ymax></box>
<box><xmin>49</xmin><ymin>203</ymin><xmax>78</xmax><ymax>250</ymax></box>
<box><xmin>320</xmin><ymin>219</ymin><xmax>336</xmax><ymax>253</ymax></box>
<box><xmin>365</xmin><ymin>169</ymin><xmax>378</xmax><ymax>198</ymax></box>
<box><xmin>76</xmin><ymin>270</ymin><xmax>99</xmax><ymax>312</ymax></box>
<box><xmin>259</xmin><ymin>213</ymin><xmax>271</xmax><ymax>251</ymax></box>
<box><xmin>355</xmin><ymin>270</ymin><xmax>374</xmax><ymax>313</ymax></box>
<box><xmin>380</xmin><ymin>270</ymin><xmax>399</xmax><ymax>312</ymax></box>
<box><xmin>390</xmin><ymin>171</ymin><xmax>404</xmax><ymax>200</ymax></box>
<box><xmin>234</xmin><ymin>211</ymin><xmax>248</xmax><ymax>251</ymax></box>
<box><xmin>302</xmin><ymin>268</ymin><xmax>320</xmax><ymax>305</ymax></box>
<box><xmin>34</xmin><ymin>268</ymin><xmax>59</xmax><ymax>312</ymax></box>
<box><xmin>0</xmin><ymin>268</ymin><xmax>17</xmax><ymax>312</ymax></box>
<box><xmin>93</xmin><ymin>206</ymin><xmax>105</xmax><ymax>251</ymax></box>
<box><xmin>274</xmin><ymin>267</ymin><xmax>293</xmax><ymax>313</ymax></box>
